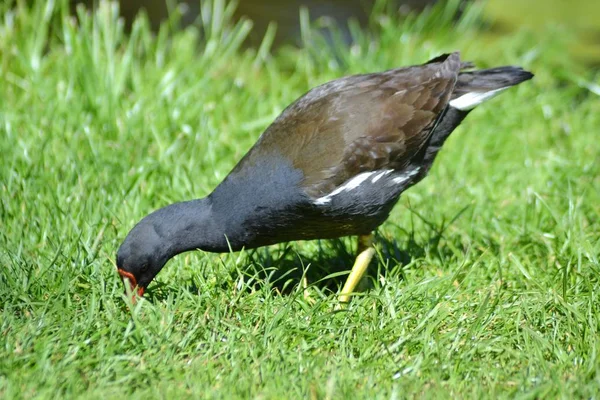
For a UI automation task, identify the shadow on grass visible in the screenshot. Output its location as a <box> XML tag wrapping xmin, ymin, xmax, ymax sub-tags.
<box><xmin>145</xmin><ymin>205</ymin><xmax>471</xmax><ymax>302</ymax></box>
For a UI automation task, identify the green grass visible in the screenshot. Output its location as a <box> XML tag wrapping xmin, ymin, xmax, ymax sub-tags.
<box><xmin>483</xmin><ymin>0</ymin><xmax>600</xmax><ymax>64</ymax></box>
<box><xmin>1</xmin><ymin>0</ymin><xmax>599</xmax><ymax>398</ymax></box>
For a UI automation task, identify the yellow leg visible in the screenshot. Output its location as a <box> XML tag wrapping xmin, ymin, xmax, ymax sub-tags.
<box><xmin>338</xmin><ymin>234</ymin><xmax>375</xmax><ymax>303</ymax></box>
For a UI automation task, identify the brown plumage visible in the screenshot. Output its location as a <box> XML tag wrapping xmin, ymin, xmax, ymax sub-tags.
<box><xmin>238</xmin><ymin>53</ymin><xmax>463</xmax><ymax>197</ymax></box>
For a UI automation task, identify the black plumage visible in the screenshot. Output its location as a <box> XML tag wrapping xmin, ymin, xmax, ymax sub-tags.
<box><xmin>116</xmin><ymin>52</ymin><xmax>533</xmax><ymax>299</ymax></box>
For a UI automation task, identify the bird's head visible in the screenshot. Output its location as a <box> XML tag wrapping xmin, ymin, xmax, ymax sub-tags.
<box><xmin>116</xmin><ymin>199</ymin><xmax>218</xmax><ymax>302</ymax></box>
<box><xmin>116</xmin><ymin>219</ymin><xmax>169</xmax><ymax>301</ymax></box>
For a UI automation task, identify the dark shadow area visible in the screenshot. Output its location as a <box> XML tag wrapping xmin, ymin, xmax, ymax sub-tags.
<box><xmin>142</xmin><ymin>235</ymin><xmax>408</xmax><ymax>303</ymax></box>
<box><xmin>244</xmin><ymin>204</ymin><xmax>472</xmax><ymax>294</ymax></box>
<box><xmin>142</xmin><ymin>204</ymin><xmax>472</xmax><ymax>303</ymax></box>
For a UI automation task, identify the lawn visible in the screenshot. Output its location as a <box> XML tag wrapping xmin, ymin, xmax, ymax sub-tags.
<box><xmin>1</xmin><ymin>0</ymin><xmax>599</xmax><ymax>398</ymax></box>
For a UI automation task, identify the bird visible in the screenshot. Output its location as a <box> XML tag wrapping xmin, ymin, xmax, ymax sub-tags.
<box><xmin>116</xmin><ymin>52</ymin><xmax>533</xmax><ymax>303</ymax></box>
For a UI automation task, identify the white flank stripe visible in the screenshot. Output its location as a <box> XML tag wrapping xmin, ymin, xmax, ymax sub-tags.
<box><xmin>313</xmin><ymin>167</ymin><xmax>421</xmax><ymax>206</ymax></box>
<box><xmin>313</xmin><ymin>197</ymin><xmax>331</xmax><ymax>205</ymax></box>
<box><xmin>392</xmin><ymin>168</ymin><xmax>420</xmax><ymax>184</ymax></box>
<box><xmin>371</xmin><ymin>169</ymin><xmax>393</xmax><ymax>183</ymax></box>
<box><xmin>449</xmin><ymin>87</ymin><xmax>507</xmax><ymax>111</ymax></box>
<box><xmin>338</xmin><ymin>171</ymin><xmax>374</xmax><ymax>191</ymax></box>
<box><xmin>314</xmin><ymin>171</ymin><xmax>377</xmax><ymax>205</ymax></box>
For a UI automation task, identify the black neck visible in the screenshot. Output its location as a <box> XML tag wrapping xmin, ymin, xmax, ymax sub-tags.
<box><xmin>145</xmin><ymin>198</ymin><xmax>231</xmax><ymax>256</ymax></box>
<box><xmin>144</xmin><ymin>153</ymin><xmax>306</xmax><ymax>259</ymax></box>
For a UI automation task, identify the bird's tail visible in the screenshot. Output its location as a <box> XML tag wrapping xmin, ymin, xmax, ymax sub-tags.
<box><xmin>449</xmin><ymin>66</ymin><xmax>534</xmax><ymax>111</ymax></box>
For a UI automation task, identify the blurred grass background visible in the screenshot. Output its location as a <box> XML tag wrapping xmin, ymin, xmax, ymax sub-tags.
<box><xmin>0</xmin><ymin>0</ymin><xmax>599</xmax><ymax>398</ymax></box>
<box><xmin>69</xmin><ymin>0</ymin><xmax>600</xmax><ymax>63</ymax></box>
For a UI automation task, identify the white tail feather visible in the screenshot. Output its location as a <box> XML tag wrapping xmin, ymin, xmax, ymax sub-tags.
<box><xmin>449</xmin><ymin>87</ymin><xmax>508</xmax><ymax>111</ymax></box>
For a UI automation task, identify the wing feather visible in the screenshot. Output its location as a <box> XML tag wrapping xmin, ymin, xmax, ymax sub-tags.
<box><xmin>233</xmin><ymin>52</ymin><xmax>463</xmax><ymax>198</ymax></box>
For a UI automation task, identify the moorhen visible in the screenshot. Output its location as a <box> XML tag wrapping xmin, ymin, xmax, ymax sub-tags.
<box><xmin>117</xmin><ymin>52</ymin><xmax>533</xmax><ymax>302</ymax></box>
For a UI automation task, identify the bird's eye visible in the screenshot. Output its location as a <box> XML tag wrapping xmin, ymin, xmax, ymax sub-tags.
<box><xmin>140</xmin><ymin>262</ymin><xmax>149</xmax><ymax>272</ymax></box>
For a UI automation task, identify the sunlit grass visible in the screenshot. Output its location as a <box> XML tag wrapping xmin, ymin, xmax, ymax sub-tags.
<box><xmin>482</xmin><ymin>0</ymin><xmax>600</xmax><ymax>66</ymax></box>
<box><xmin>1</xmin><ymin>0</ymin><xmax>599</xmax><ymax>398</ymax></box>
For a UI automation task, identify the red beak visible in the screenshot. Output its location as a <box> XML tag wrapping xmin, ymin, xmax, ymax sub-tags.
<box><xmin>118</xmin><ymin>268</ymin><xmax>145</xmax><ymax>302</ymax></box>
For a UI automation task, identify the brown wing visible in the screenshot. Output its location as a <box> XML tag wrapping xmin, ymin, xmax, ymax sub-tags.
<box><xmin>239</xmin><ymin>52</ymin><xmax>462</xmax><ymax>198</ymax></box>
